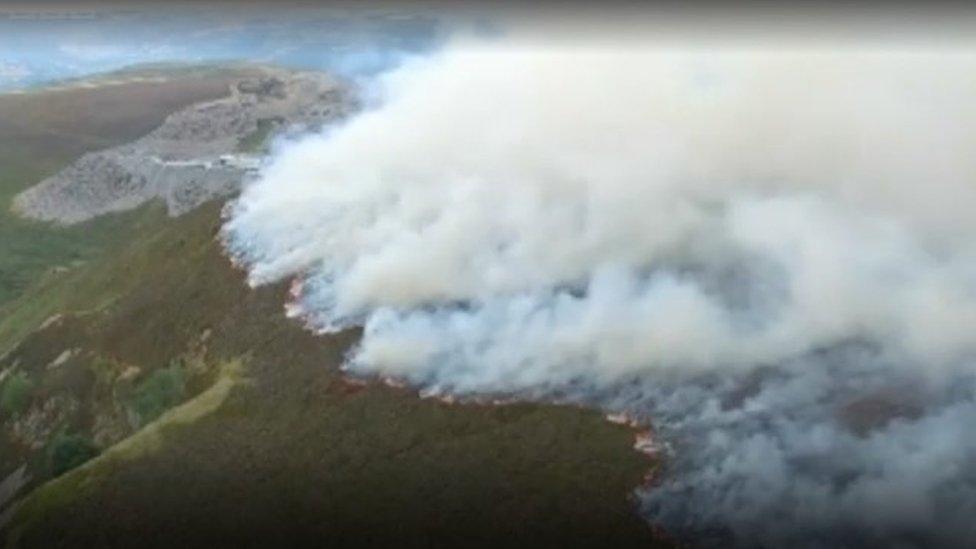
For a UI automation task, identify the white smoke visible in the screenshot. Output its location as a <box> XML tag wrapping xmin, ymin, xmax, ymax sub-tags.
<box><xmin>222</xmin><ymin>29</ymin><xmax>976</xmax><ymax>548</ymax></box>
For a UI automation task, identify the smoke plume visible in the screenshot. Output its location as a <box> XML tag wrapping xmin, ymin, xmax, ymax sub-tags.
<box><xmin>222</xmin><ymin>28</ymin><xmax>976</xmax><ymax>547</ymax></box>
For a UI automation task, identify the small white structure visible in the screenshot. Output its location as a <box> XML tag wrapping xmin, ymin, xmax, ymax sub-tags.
<box><xmin>218</xmin><ymin>154</ymin><xmax>262</xmax><ymax>171</ymax></box>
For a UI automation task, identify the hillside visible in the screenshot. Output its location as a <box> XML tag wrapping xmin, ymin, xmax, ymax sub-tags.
<box><xmin>0</xmin><ymin>68</ymin><xmax>661</xmax><ymax>547</ymax></box>
<box><xmin>0</xmin><ymin>64</ymin><xmax>257</xmax><ymax>306</ymax></box>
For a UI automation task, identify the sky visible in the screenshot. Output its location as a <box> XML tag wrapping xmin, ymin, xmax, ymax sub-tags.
<box><xmin>0</xmin><ymin>4</ymin><xmax>439</xmax><ymax>90</ymax></box>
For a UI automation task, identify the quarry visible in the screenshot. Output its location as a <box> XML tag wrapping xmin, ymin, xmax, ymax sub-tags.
<box><xmin>11</xmin><ymin>67</ymin><xmax>357</xmax><ymax>225</ymax></box>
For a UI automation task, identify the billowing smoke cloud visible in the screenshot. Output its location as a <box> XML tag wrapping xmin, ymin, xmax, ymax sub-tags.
<box><xmin>222</xmin><ymin>28</ymin><xmax>976</xmax><ymax>548</ymax></box>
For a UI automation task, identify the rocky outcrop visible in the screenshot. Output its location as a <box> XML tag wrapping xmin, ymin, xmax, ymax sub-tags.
<box><xmin>0</xmin><ymin>465</ymin><xmax>29</xmax><ymax>532</ymax></box>
<box><xmin>12</xmin><ymin>67</ymin><xmax>357</xmax><ymax>224</ymax></box>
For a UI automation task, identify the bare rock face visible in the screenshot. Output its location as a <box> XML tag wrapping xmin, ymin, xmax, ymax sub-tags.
<box><xmin>9</xmin><ymin>396</ymin><xmax>80</xmax><ymax>451</ymax></box>
<box><xmin>0</xmin><ymin>465</ymin><xmax>30</xmax><ymax>531</ymax></box>
<box><xmin>235</xmin><ymin>76</ymin><xmax>287</xmax><ymax>99</ymax></box>
<box><xmin>12</xmin><ymin>67</ymin><xmax>357</xmax><ymax>225</ymax></box>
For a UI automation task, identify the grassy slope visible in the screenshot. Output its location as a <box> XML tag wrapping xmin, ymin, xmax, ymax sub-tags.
<box><xmin>0</xmin><ymin>65</ymin><xmax>261</xmax><ymax>510</ymax></box>
<box><xmin>0</xmin><ymin>71</ymin><xmax>662</xmax><ymax>548</ymax></box>
<box><xmin>4</xmin><ymin>201</ymin><xmax>661</xmax><ymax>548</ymax></box>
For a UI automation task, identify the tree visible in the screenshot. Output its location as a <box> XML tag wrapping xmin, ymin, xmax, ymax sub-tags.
<box><xmin>0</xmin><ymin>372</ymin><xmax>33</xmax><ymax>417</ymax></box>
<box><xmin>48</xmin><ymin>433</ymin><xmax>99</xmax><ymax>477</ymax></box>
<box><xmin>130</xmin><ymin>362</ymin><xmax>185</xmax><ymax>426</ymax></box>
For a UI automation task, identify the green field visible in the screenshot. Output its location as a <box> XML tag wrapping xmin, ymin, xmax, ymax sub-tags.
<box><xmin>0</xmin><ymin>69</ymin><xmax>663</xmax><ymax>548</ymax></box>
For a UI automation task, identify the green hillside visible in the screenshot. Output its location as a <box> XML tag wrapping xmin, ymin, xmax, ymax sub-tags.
<box><xmin>0</xmin><ymin>69</ymin><xmax>661</xmax><ymax>548</ymax></box>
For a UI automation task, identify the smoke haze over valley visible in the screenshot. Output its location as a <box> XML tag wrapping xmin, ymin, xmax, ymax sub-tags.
<box><xmin>222</xmin><ymin>19</ymin><xmax>976</xmax><ymax>548</ymax></box>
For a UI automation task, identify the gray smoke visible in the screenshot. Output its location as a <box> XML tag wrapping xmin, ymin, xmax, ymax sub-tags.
<box><xmin>222</xmin><ymin>29</ymin><xmax>976</xmax><ymax>548</ymax></box>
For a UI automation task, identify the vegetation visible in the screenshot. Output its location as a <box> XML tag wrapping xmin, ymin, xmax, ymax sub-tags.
<box><xmin>129</xmin><ymin>362</ymin><xmax>186</xmax><ymax>426</ymax></box>
<box><xmin>0</xmin><ymin>372</ymin><xmax>33</xmax><ymax>417</ymax></box>
<box><xmin>2</xmin><ymin>202</ymin><xmax>661</xmax><ymax>548</ymax></box>
<box><xmin>0</xmin><ymin>69</ymin><xmax>663</xmax><ymax>548</ymax></box>
<box><xmin>0</xmin><ymin>66</ymin><xmax>255</xmax><ymax>512</ymax></box>
<box><xmin>236</xmin><ymin>117</ymin><xmax>279</xmax><ymax>153</ymax></box>
<box><xmin>47</xmin><ymin>433</ymin><xmax>99</xmax><ymax>477</ymax></box>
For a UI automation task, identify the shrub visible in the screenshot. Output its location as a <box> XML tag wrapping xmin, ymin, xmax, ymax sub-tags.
<box><xmin>48</xmin><ymin>433</ymin><xmax>100</xmax><ymax>477</ymax></box>
<box><xmin>130</xmin><ymin>362</ymin><xmax>185</xmax><ymax>426</ymax></box>
<box><xmin>0</xmin><ymin>372</ymin><xmax>34</xmax><ymax>417</ymax></box>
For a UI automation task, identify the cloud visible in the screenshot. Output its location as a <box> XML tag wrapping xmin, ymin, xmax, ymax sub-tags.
<box><xmin>0</xmin><ymin>60</ymin><xmax>30</xmax><ymax>83</ymax></box>
<box><xmin>223</xmin><ymin>30</ymin><xmax>976</xmax><ymax>547</ymax></box>
<box><xmin>58</xmin><ymin>42</ymin><xmax>127</xmax><ymax>61</ymax></box>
